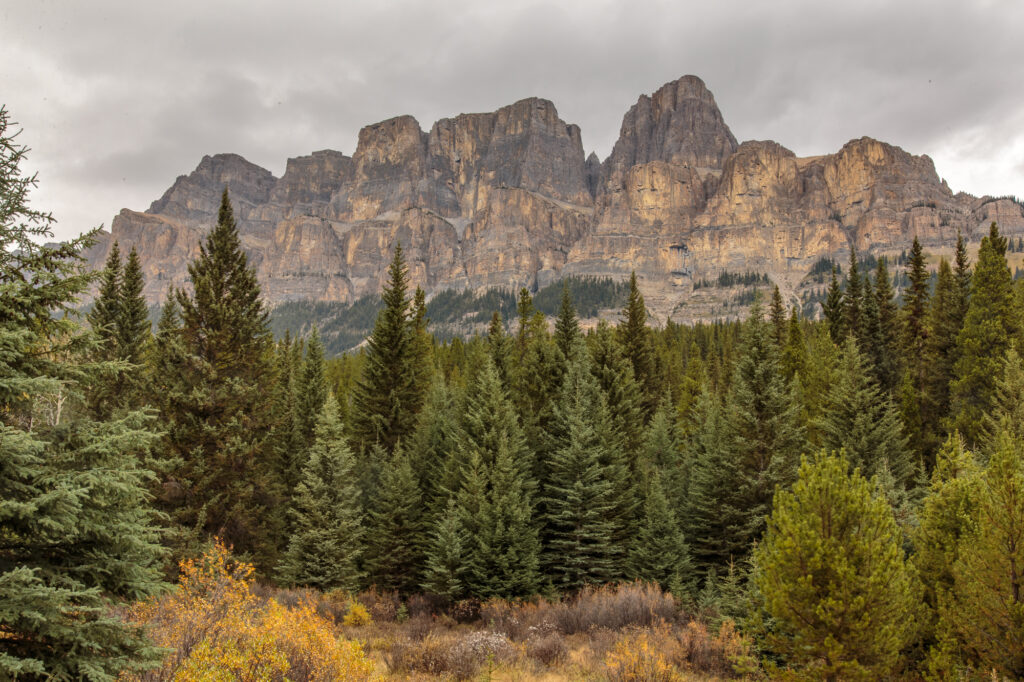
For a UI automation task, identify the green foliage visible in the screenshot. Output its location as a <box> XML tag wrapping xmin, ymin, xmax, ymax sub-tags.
<box><xmin>951</xmin><ymin>223</ymin><xmax>1017</xmax><ymax>444</ymax></box>
<box><xmin>629</xmin><ymin>467</ymin><xmax>695</xmax><ymax>597</ymax></box>
<box><xmin>755</xmin><ymin>451</ymin><xmax>919</xmax><ymax>680</ymax></box>
<box><xmin>0</xmin><ymin>105</ymin><xmax>166</xmax><ymax>680</ymax></box>
<box><xmin>618</xmin><ymin>271</ymin><xmax>661</xmax><ymax>420</ymax></box>
<box><xmin>277</xmin><ymin>396</ymin><xmax>364</xmax><ymax>591</ymax></box>
<box><xmin>362</xmin><ymin>447</ymin><xmax>424</xmax><ymax>594</ymax></box>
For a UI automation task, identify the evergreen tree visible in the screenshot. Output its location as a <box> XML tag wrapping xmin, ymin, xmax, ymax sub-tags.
<box><xmin>817</xmin><ymin>337</ymin><xmax>915</xmax><ymax>486</ymax></box>
<box><xmin>641</xmin><ymin>398</ymin><xmax>687</xmax><ymax>515</ymax></box>
<box><xmin>986</xmin><ymin>346</ymin><xmax>1024</xmax><ymax>443</ymax></box>
<box><xmin>951</xmin><ymin>223</ymin><xmax>1017</xmax><ymax>444</ymax></box>
<box><xmin>294</xmin><ymin>326</ymin><xmax>328</xmax><ymax>452</ymax></box>
<box><xmin>407</xmin><ymin>379</ymin><xmax>461</xmax><ymax>512</ymax></box>
<box><xmin>843</xmin><ymin>250</ymin><xmax>862</xmax><ymax>340</ymax></box>
<box><xmin>117</xmin><ymin>246</ymin><xmax>150</xmax><ymax>367</ymax></box>
<box><xmin>859</xmin><ymin>271</ymin><xmax>884</xmax><ymax>380</ymax></box>
<box><xmin>823</xmin><ymin>266</ymin><xmax>845</xmax><ymax>342</ymax></box>
<box><xmin>769</xmin><ymin>284</ymin><xmax>786</xmax><ymax>347</ymax></box>
<box><xmin>873</xmin><ymin>257</ymin><xmax>901</xmax><ymax>394</ymax></box>
<box><xmin>421</xmin><ymin>499</ymin><xmax>468</xmax><ymax>600</ymax></box>
<box><xmin>588</xmin><ymin>320</ymin><xmax>645</xmax><ymax>460</ymax></box>
<box><xmin>277</xmin><ymin>396</ymin><xmax>364</xmax><ymax>591</ymax></box>
<box><xmin>0</xmin><ymin>107</ymin><xmax>166</xmax><ymax>679</ymax></box>
<box><xmin>541</xmin><ymin>342</ymin><xmax>627</xmax><ymax>589</ymax></box>
<box><xmin>618</xmin><ymin>271</ymin><xmax>660</xmax><ymax>419</ymax></box>
<box><xmin>903</xmin><ymin>237</ymin><xmax>930</xmax><ymax>358</ymax></box>
<box><xmin>954</xmin><ymin>230</ymin><xmax>972</xmax><ymax>319</ymax></box>
<box><xmin>921</xmin><ymin>259</ymin><xmax>960</xmax><ymax>461</ymax></box>
<box><xmin>721</xmin><ymin>297</ymin><xmax>805</xmax><ymax>550</ymax></box>
<box><xmin>755</xmin><ymin>451</ymin><xmax>918</xmax><ymax>680</ymax></box>
<box><xmin>629</xmin><ymin>468</ymin><xmax>695</xmax><ymax>597</ymax></box>
<box><xmin>554</xmin><ymin>281</ymin><xmax>581</xmax><ymax>359</ymax></box>
<box><xmin>351</xmin><ymin>243</ymin><xmax>424</xmax><ymax>454</ymax></box>
<box><xmin>362</xmin><ymin>447</ymin><xmax>424</xmax><ymax>594</ymax></box>
<box><xmin>87</xmin><ymin>240</ymin><xmax>122</xmax><ymax>353</ymax></box>
<box><xmin>410</xmin><ymin>285</ymin><xmax>435</xmax><ymax>401</ymax></box>
<box><xmin>162</xmin><ymin>187</ymin><xmax>280</xmax><ymax>570</ymax></box>
<box><xmin>486</xmin><ymin>310</ymin><xmax>513</xmax><ymax>391</ymax></box>
<box><xmin>940</xmin><ymin>427</ymin><xmax>1024</xmax><ymax>676</ymax></box>
<box><xmin>780</xmin><ymin>306</ymin><xmax>807</xmax><ymax>383</ymax></box>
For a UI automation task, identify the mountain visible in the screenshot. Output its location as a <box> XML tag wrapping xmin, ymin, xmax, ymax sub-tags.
<box><xmin>86</xmin><ymin>75</ymin><xmax>1024</xmax><ymax>322</ymax></box>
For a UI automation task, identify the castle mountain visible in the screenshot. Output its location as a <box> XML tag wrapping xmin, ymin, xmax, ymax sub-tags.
<box><xmin>87</xmin><ymin>75</ymin><xmax>1024</xmax><ymax>320</ymax></box>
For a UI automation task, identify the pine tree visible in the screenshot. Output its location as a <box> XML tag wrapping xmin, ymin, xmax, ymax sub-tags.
<box><xmin>954</xmin><ymin>230</ymin><xmax>972</xmax><ymax>319</ymax></box>
<box><xmin>277</xmin><ymin>396</ymin><xmax>364</xmax><ymax>591</ymax></box>
<box><xmin>769</xmin><ymin>284</ymin><xmax>786</xmax><ymax>348</ymax></box>
<box><xmin>554</xmin><ymin>281</ymin><xmax>581</xmax><ymax>359</ymax></box>
<box><xmin>118</xmin><ymin>246</ymin><xmax>150</xmax><ymax>366</ymax></box>
<box><xmin>163</xmin><ymin>187</ymin><xmax>280</xmax><ymax>570</ymax></box>
<box><xmin>843</xmin><ymin>250</ymin><xmax>862</xmax><ymax>340</ymax></box>
<box><xmin>362</xmin><ymin>447</ymin><xmax>424</xmax><ymax>594</ymax></box>
<box><xmin>816</xmin><ymin>337</ymin><xmax>915</xmax><ymax>486</ymax></box>
<box><xmin>755</xmin><ymin>451</ymin><xmax>918</xmax><ymax>680</ymax></box>
<box><xmin>407</xmin><ymin>379</ymin><xmax>461</xmax><ymax>512</ymax></box>
<box><xmin>951</xmin><ymin>223</ymin><xmax>1017</xmax><ymax>445</ymax></box>
<box><xmin>487</xmin><ymin>310</ymin><xmax>513</xmax><ymax>391</ymax></box>
<box><xmin>903</xmin><ymin>237</ymin><xmax>930</xmax><ymax>359</ymax></box>
<box><xmin>629</xmin><ymin>467</ymin><xmax>695</xmax><ymax>597</ymax></box>
<box><xmin>859</xmin><ymin>271</ymin><xmax>884</xmax><ymax>380</ymax></box>
<box><xmin>618</xmin><ymin>271</ymin><xmax>660</xmax><ymax>419</ymax></box>
<box><xmin>823</xmin><ymin>266</ymin><xmax>845</xmax><ymax>342</ymax></box>
<box><xmin>0</xmin><ymin>106</ymin><xmax>165</xmax><ymax>680</ymax></box>
<box><xmin>641</xmin><ymin>398</ymin><xmax>687</xmax><ymax>515</ymax></box>
<box><xmin>940</xmin><ymin>427</ymin><xmax>1024</xmax><ymax>676</ymax></box>
<box><xmin>351</xmin><ymin>243</ymin><xmax>424</xmax><ymax>454</ymax></box>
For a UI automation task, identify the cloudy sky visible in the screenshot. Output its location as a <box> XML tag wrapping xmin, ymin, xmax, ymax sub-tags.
<box><xmin>3</xmin><ymin>0</ymin><xmax>1023</xmax><ymax>242</ymax></box>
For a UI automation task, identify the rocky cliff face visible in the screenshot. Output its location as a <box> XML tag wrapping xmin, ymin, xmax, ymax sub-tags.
<box><xmin>88</xmin><ymin>75</ymin><xmax>1024</xmax><ymax>321</ymax></box>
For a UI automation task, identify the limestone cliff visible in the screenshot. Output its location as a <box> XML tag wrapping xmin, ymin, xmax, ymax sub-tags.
<box><xmin>88</xmin><ymin>75</ymin><xmax>1024</xmax><ymax>322</ymax></box>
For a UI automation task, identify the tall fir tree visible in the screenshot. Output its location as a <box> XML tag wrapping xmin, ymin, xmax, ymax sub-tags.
<box><xmin>755</xmin><ymin>451</ymin><xmax>918</xmax><ymax>680</ymax></box>
<box><xmin>823</xmin><ymin>265</ymin><xmax>845</xmax><ymax>342</ymax></box>
<box><xmin>486</xmin><ymin>310</ymin><xmax>513</xmax><ymax>391</ymax></box>
<box><xmin>421</xmin><ymin>499</ymin><xmax>469</xmax><ymax>600</ymax></box>
<box><xmin>87</xmin><ymin>240</ymin><xmax>122</xmax><ymax>354</ymax></box>
<box><xmin>816</xmin><ymin>337</ymin><xmax>915</xmax><ymax>487</ymax></box>
<box><xmin>0</xmin><ymin>107</ymin><xmax>166</xmax><ymax>680</ymax></box>
<box><xmin>118</xmin><ymin>246</ymin><xmax>150</xmax><ymax>366</ymax></box>
<box><xmin>351</xmin><ymin>243</ymin><xmax>424</xmax><ymax>454</ymax></box>
<box><xmin>873</xmin><ymin>257</ymin><xmax>901</xmax><ymax>394</ymax></box>
<box><xmin>276</xmin><ymin>396</ymin><xmax>364</xmax><ymax>591</ymax></box>
<box><xmin>921</xmin><ymin>259</ymin><xmax>961</xmax><ymax>461</ymax></box>
<box><xmin>843</xmin><ymin>250</ymin><xmax>862</xmax><ymax>341</ymax></box>
<box><xmin>629</xmin><ymin>467</ymin><xmax>695</xmax><ymax>598</ymax></box>
<box><xmin>554</xmin><ymin>281</ymin><xmax>581</xmax><ymax>359</ymax></box>
<box><xmin>769</xmin><ymin>284</ymin><xmax>787</xmax><ymax>348</ymax></box>
<box><xmin>618</xmin><ymin>271</ymin><xmax>660</xmax><ymax>419</ymax></box>
<box><xmin>164</xmin><ymin>187</ymin><xmax>280</xmax><ymax>570</ymax></box>
<box><xmin>294</xmin><ymin>326</ymin><xmax>328</xmax><ymax>453</ymax></box>
<box><xmin>951</xmin><ymin>223</ymin><xmax>1017</xmax><ymax>445</ymax></box>
<box><xmin>588</xmin><ymin>320</ymin><xmax>645</xmax><ymax>461</ymax></box>
<box><xmin>780</xmin><ymin>306</ymin><xmax>807</xmax><ymax>384</ymax></box>
<box><xmin>362</xmin><ymin>446</ymin><xmax>424</xmax><ymax>594</ymax></box>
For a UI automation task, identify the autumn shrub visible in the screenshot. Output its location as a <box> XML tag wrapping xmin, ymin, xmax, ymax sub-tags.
<box><xmin>357</xmin><ymin>587</ymin><xmax>401</xmax><ymax>622</ymax></box>
<box><xmin>450</xmin><ymin>597</ymin><xmax>482</xmax><ymax>623</ymax></box>
<box><xmin>525</xmin><ymin>631</ymin><xmax>568</xmax><ymax>666</ymax></box>
<box><xmin>343</xmin><ymin>600</ymin><xmax>372</xmax><ymax>627</ymax></box>
<box><xmin>120</xmin><ymin>540</ymin><xmax>374</xmax><ymax>682</ymax></box>
<box><xmin>481</xmin><ymin>597</ymin><xmax>527</xmax><ymax>639</ymax></box>
<box><xmin>604</xmin><ymin>627</ymin><xmax>682</xmax><ymax>681</ymax></box>
<box><xmin>385</xmin><ymin>629</ymin><xmax>515</xmax><ymax>680</ymax></box>
<box><xmin>552</xmin><ymin>582</ymin><xmax>678</xmax><ymax>634</ymax></box>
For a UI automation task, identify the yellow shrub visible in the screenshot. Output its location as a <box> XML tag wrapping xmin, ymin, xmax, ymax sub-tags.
<box><xmin>343</xmin><ymin>600</ymin><xmax>372</xmax><ymax>627</ymax></box>
<box><xmin>120</xmin><ymin>539</ymin><xmax>375</xmax><ymax>682</ymax></box>
<box><xmin>604</xmin><ymin>628</ymin><xmax>682</xmax><ymax>682</ymax></box>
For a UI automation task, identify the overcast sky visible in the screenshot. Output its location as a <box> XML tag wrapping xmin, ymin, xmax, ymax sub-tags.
<box><xmin>3</xmin><ymin>0</ymin><xmax>1023</xmax><ymax>242</ymax></box>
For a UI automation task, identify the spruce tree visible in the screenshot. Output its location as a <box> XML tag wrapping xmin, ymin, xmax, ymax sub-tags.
<box><xmin>163</xmin><ymin>188</ymin><xmax>280</xmax><ymax>570</ymax></box>
<box><xmin>588</xmin><ymin>320</ymin><xmax>645</xmax><ymax>461</ymax></box>
<box><xmin>629</xmin><ymin>467</ymin><xmax>695</xmax><ymax>597</ymax></box>
<box><xmin>954</xmin><ymin>230</ymin><xmax>972</xmax><ymax>318</ymax></box>
<box><xmin>421</xmin><ymin>499</ymin><xmax>469</xmax><ymax>600</ymax></box>
<box><xmin>407</xmin><ymin>379</ymin><xmax>461</xmax><ymax>512</ymax></box>
<box><xmin>780</xmin><ymin>306</ymin><xmax>807</xmax><ymax>383</ymax></box>
<box><xmin>951</xmin><ymin>223</ymin><xmax>1017</xmax><ymax>445</ymax></box>
<box><xmin>721</xmin><ymin>297</ymin><xmax>805</xmax><ymax>549</ymax></box>
<box><xmin>87</xmin><ymin>240</ymin><xmax>122</xmax><ymax>352</ymax></box>
<box><xmin>873</xmin><ymin>257</ymin><xmax>901</xmax><ymax>394</ymax></box>
<box><xmin>921</xmin><ymin>259</ymin><xmax>960</xmax><ymax>460</ymax></box>
<box><xmin>902</xmin><ymin>236</ymin><xmax>931</xmax><ymax>360</ymax></box>
<box><xmin>641</xmin><ymin>398</ymin><xmax>687</xmax><ymax>515</ymax></box>
<box><xmin>755</xmin><ymin>451</ymin><xmax>918</xmax><ymax>680</ymax></box>
<box><xmin>540</xmin><ymin>342</ymin><xmax>627</xmax><ymax>589</ymax></box>
<box><xmin>843</xmin><ymin>250</ymin><xmax>862</xmax><ymax>340</ymax></box>
<box><xmin>362</xmin><ymin>447</ymin><xmax>424</xmax><ymax>594</ymax></box>
<box><xmin>294</xmin><ymin>326</ymin><xmax>328</xmax><ymax>452</ymax></box>
<box><xmin>277</xmin><ymin>396</ymin><xmax>364</xmax><ymax>591</ymax></box>
<box><xmin>118</xmin><ymin>246</ymin><xmax>150</xmax><ymax>367</ymax></box>
<box><xmin>817</xmin><ymin>337</ymin><xmax>915</xmax><ymax>487</ymax></box>
<box><xmin>769</xmin><ymin>284</ymin><xmax>786</xmax><ymax>347</ymax></box>
<box><xmin>618</xmin><ymin>271</ymin><xmax>660</xmax><ymax>419</ymax></box>
<box><xmin>823</xmin><ymin>266</ymin><xmax>845</xmax><ymax>342</ymax></box>
<box><xmin>351</xmin><ymin>243</ymin><xmax>424</xmax><ymax>454</ymax></box>
<box><xmin>486</xmin><ymin>310</ymin><xmax>513</xmax><ymax>391</ymax></box>
<box><xmin>0</xmin><ymin>107</ymin><xmax>165</xmax><ymax>679</ymax></box>
<box><xmin>554</xmin><ymin>281</ymin><xmax>581</xmax><ymax>359</ymax></box>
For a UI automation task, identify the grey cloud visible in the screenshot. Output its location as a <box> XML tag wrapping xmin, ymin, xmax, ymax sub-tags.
<box><xmin>2</xmin><ymin>0</ymin><xmax>1022</xmax><ymax>241</ymax></box>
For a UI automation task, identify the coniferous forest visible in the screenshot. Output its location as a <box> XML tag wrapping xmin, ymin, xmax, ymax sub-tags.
<box><xmin>4</xmin><ymin>105</ymin><xmax>1024</xmax><ymax>681</ymax></box>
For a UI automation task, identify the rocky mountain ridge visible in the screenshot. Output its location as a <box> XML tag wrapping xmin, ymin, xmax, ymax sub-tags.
<box><xmin>87</xmin><ymin>75</ymin><xmax>1024</xmax><ymax>322</ymax></box>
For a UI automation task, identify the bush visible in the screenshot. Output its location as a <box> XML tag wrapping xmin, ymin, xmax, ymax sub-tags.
<box><xmin>121</xmin><ymin>540</ymin><xmax>374</xmax><ymax>682</ymax></box>
<box><xmin>551</xmin><ymin>583</ymin><xmax>678</xmax><ymax>634</ymax></box>
<box><xmin>526</xmin><ymin>631</ymin><xmax>568</xmax><ymax>666</ymax></box>
<box><xmin>342</xmin><ymin>600</ymin><xmax>371</xmax><ymax>627</ymax></box>
<box><xmin>604</xmin><ymin>627</ymin><xmax>681</xmax><ymax>681</ymax></box>
<box><xmin>356</xmin><ymin>587</ymin><xmax>400</xmax><ymax>622</ymax></box>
